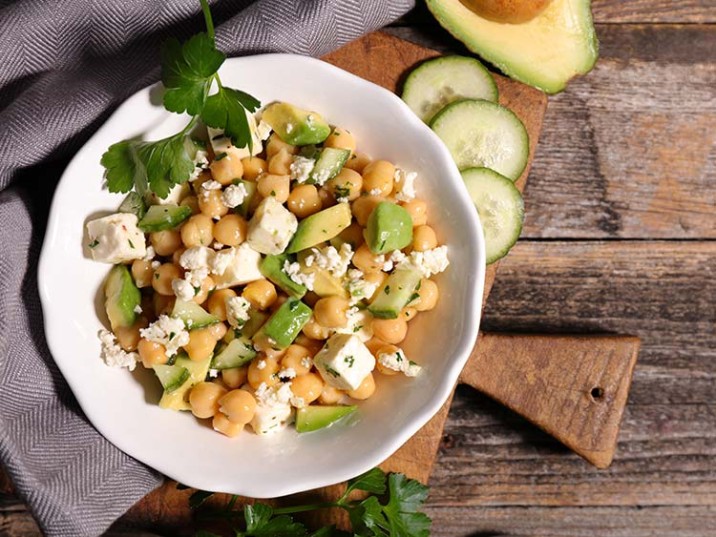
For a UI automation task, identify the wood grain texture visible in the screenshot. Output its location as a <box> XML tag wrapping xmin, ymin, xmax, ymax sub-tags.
<box><xmin>460</xmin><ymin>334</ymin><xmax>640</xmax><ymax>468</ymax></box>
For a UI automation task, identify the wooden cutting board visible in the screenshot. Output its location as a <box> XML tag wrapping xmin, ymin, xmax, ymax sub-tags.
<box><xmin>113</xmin><ymin>32</ymin><xmax>639</xmax><ymax>531</ymax></box>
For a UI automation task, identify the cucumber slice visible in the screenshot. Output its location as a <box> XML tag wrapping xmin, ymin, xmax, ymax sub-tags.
<box><xmin>260</xmin><ymin>298</ymin><xmax>312</xmax><ymax>349</ymax></box>
<box><xmin>153</xmin><ymin>363</ymin><xmax>190</xmax><ymax>393</ymax></box>
<box><xmin>462</xmin><ymin>167</ymin><xmax>524</xmax><ymax>264</ymax></box>
<box><xmin>137</xmin><ymin>204</ymin><xmax>192</xmax><ymax>232</ymax></box>
<box><xmin>158</xmin><ymin>354</ymin><xmax>212</xmax><ymax>410</ymax></box>
<box><xmin>118</xmin><ymin>192</ymin><xmax>147</xmax><ymax>220</ymax></box>
<box><xmin>308</xmin><ymin>147</ymin><xmax>351</xmax><ymax>185</ymax></box>
<box><xmin>368</xmin><ymin>269</ymin><xmax>423</xmax><ymax>319</ymax></box>
<box><xmin>211</xmin><ymin>336</ymin><xmax>257</xmax><ymax>369</ymax></box>
<box><xmin>234</xmin><ymin>179</ymin><xmax>256</xmax><ymax>218</ymax></box>
<box><xmin>235</xmin><ymin>309</ymin><xmax>269</xmax><ymax>339</ymax></box>
<box><xmin>402</xmin><ymin>56</ymin><xmax>498</xmax><ymax>123</ymax></box>
<box><xmin>430</xmin><ymin>99</ymin><xmax>529</xmax><ymax>181</ymax></box>
<box><xmin>296</xmin><ymin>405</ymin><xmax>357</xmax><ymax>433</ymax></box>
<box><xmin>172</xmin><ymin>299</ymin><xmax>219</xmax><ymax>330</ymax></box>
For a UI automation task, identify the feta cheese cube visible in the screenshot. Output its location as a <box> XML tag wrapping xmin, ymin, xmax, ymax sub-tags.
<box><xmin>211</xmin><ymin>243</ymin><xmax>263</xmax><ymax>289</ymax></box>
<box><xmin>145</xmin><ymin>182</ymin><xmax>190</xmax><ymax>206</ymax></box>
<box><xmin>86</xmin><ymin>213</ymin><xmax>146</xmax><ymax>264</ymax></box>
<box><xmin>393</xmin><ymin>168</ymin><xmax>417</xmax><ymax>202</ymax></box>
<box><xmin>247</xmin><ymin>197</ymin><xmax>297</xmax><ymax>255</ymax></box>
<box><xmin>314</xmin><ymin>334</ymin><xmax>376</xmax><ymax>391</ymax></box>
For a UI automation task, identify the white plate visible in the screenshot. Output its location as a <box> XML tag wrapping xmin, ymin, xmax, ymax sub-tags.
<box><xmin>39</xmin><ymin>54</ymin><xmax>485</xmax><ymax>497</ymax></box>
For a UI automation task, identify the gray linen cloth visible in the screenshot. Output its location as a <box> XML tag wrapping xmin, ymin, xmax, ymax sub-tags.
<box><xmin>0</xmin><ymin>1</ymin><xmax>414</xmax><ymax>535</ymax></box>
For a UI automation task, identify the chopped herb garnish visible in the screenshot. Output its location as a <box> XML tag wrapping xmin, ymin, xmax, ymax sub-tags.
<box><xmin>128</xmin><ymin>239</ymin><xmax>135</xmax><ymax>249</ymax></box>
<box><xmin>384</xmin><ymin>285</ymin><xmax>391</xmax><ymax>295</ymax></box>
<box><xmin>169</xmin><ymin>332</ymin><xmax>176</xmax><ymax>340</ymax></box>
<box><xmin>353</xmin><ymin>324</ymin><xmax>363</xmax><ymax>333</ymax></box>
<box><xmin>88</xmin><ymin>239</ymin><xmax>99</xmax><ymax>248</ymax></box>
<box><xmin>325</xmin><ymin>366</ymin><xmax>340</xmax><ymax>378</ymax></box>
<box><xmin>344</xmin><ymin>356</ymin><xmax>355</xmax><ymax>368</ymax></box>
<box><xmin>193</xmin><ymin>286</ymin><xmax>201</xmax><ymax>295</ymax></box>
<box><xmin>214</xmin><ymin>151</ymin><xmax>228</xmax><ymax>161</ymax></box>
<box><xmin>408</xmin><ymin>292</ymin><xmax>421</xmax><ymax>303</ymax></box>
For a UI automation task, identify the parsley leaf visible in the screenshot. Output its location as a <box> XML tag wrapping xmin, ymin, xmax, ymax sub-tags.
<box><xmin>201</xmin><ymin>85</ymin><xmax>260</xmax><ymax>149</ymax></box>
<box><xmin>101</xmin><ymin>141</ymin><xmax>137</xmax><ymax>194</ymax></box>
<box><xmin>161</xmin><ymin>33</ymin><xmax>225</xmax><ymax>115</ymax></box>
<box><xmin>346</xmin><ymin>467</ymin><xmax>387</xmax><ymax>496</ymax></box>
<box><xmin>189</xmin><ymin>489</ymin><xmax>214</xmax><ymax>509</ymax></box>
<box><xmin>238</xmin><ymin>503</ymin><xmax>307</xmax><ymax>537</ymax></box>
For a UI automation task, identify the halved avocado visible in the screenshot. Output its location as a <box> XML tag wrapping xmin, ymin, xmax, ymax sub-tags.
<box><xmin>426</xmin><ymin>0</ymin><xmax>599</xmax><ymax>94</ymax></box>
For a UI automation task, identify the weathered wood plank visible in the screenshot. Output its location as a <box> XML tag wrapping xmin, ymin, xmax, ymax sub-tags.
<box><xmin>386</xmin><ymin>24</ymin><xmax>716</xmax><ymax>239</ymax></box>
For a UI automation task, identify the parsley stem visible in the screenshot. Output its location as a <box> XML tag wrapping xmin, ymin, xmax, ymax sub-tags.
<box><xmin>270</xmin><ymin>502</ymin><xmax>342</xmax><ymax>515</ymax></box>
<box><xmin>199</xmin><ymin>0</ymin><xmax>215</xmax><ymax>41</ymax></box>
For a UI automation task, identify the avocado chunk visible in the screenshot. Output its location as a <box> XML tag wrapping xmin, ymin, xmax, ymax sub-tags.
<box><xmin>158</xmin><ymin>354</ymin><xmax>212</xmax><ymax>411</ymax></box>
<box><xmin>261</xmin><ymin>102</ymin><xmax>331</xmax><ymax>146</ymax></box>
<box><xmin>426</xmin><ymin>0</ymin><xmax>599</xmax><ymax>94</ymax></box>
<box><xmin>368</xmin><ymin>268</ymin><xmax>423</xmax><ymax>319</ymax></box>
<box><xmin>296</xmin><ymin>405</ymin><xmax>357</xmax><ymax>433</ymax></box>
<box><xmin>286</xmin><ymin>203</ymin><xmax>352</xmax><ymax>254</ymax></box>
<box><xmin>365</xmin><ymin>202</ymin><xmax>413</xmax><ymax>255</ymax></box>
<box><xmin>259</xmin><ymin>298</ymin><xmax>312</xmax><ymax>350</ymax></box>
<box><xmin>260</xmin><ymin>254</ymin><xmax>307</xmax><ymax>298</ymax></box>
<box><xmin>105</xmin><ymin>264</ymin><xmax>141</xmax><ymax>331</ymax></box>
<box><xmin>234</xmin><ymin>179</ymin><xmax>256</xmax><ymax>218</ymax></box>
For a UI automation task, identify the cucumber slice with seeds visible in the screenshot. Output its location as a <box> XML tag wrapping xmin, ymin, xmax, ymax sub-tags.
<box><xmin>402</xmin><ymin>56</ymin><xmax>498</xmax><ymax>123</ymax></box>
<box><xmin>211</xmin><ymin>336</ymin><xmax>257</xmax><ymax>370</ymax></box>
<box><xmin>137</xmin><ymin>204</ymin><xmax>192</xmax><ymax>232</ymax></box>
<box><xmin>431</xmin><ymin>99</ymin><xmax>528</xmax><ymax>181</ymax></box>
<box><xmin>171</xmin><ymin>300</ymin><xmax>219</xmax><ymax>330</ymax></box>
<box><xmin>462</xmin><ymin>167</ymin><xmax>524</xmax><ymax>264</ymax></box>
<box><xmin>308</xmin><ymin>147</ymin><xmax>351</xmax><ymax>185</ymax></box>
<box><xmin>153</xmin><ymin>363</ymin><xmax>190</xmax><ymax>393</ymax></box>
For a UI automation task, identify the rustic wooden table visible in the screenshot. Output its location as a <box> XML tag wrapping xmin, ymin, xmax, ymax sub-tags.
<box><xmin>2</xmin><ymin>2</ymin><xmax>714</xmax><ymax>536</ymax></box>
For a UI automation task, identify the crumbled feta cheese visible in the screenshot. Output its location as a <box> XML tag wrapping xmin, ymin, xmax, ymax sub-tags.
<box><xmin>133</xmin><ymin>304</ymin><xmax>143</xmax><ymax>315</ymax></box>
<box><xmin>278</xmin><ymin>368</ymin><xmax>296</xmax><ymax>380</ymax></box>
<box><xmin>172</xmin><ymin>278</ymin><xmax>195</xmax><ymax>302</ymax></box>
<box><xmin>86</xmin><ymin>213</ymin><xmax>146</xmax><ymax>264</ymax></box>
<box><xmin>226</xmin><ymin>296</ymin><xmax>251</xmax><ymax>329</ymax></box>
<box><xmin>283</xmin><ymin>260</ymin><xmax>316</xmax><ymax>291</ymax></box>
<box><xmin>189</xmin><ymin>150</ymin><xmax>209</xmax><ymax>181</ymax></box>
<box><xmin>142</xmin><ymin>245</ymin><xmax>156</xmax><ymax>262</ymax></box>
<box><xmin>289</xmin><ymin>156</ymin><xmax>316</xmax><ymax>184</ymax></box>
<box><xmin>394</xmin><ymin>168</ymin><xmax>417</xmax><ymax>202</ymax></box>
<box><xmin>290</xmin><ymin>395</ymin><xmax>306</xmax><ymax>408</ymax></box>
<box><xmin>346</xmin><ymin>269</ymin><xmax>379</xmax><ymax>304</ymax></box>
<box><xmin>256</xmin><ymin>120</ymin><xmax>272</xmax><ymax>141</ymax></box>
<box><xmin>208</xmin><ymin>368</ymin><xmax>219</xmax><ymax>378</ymax></box>
<box><xmin>303</xmin><ymin>243</ymin><xmax>353</xmax><ymax>278</ymax></box>
<box><xmin>336</xmin><ymin>196</ymin><xmax>349</xmax><ymax>204</ymax></box>
<box><xmin>180</xmin><ymin>246</ymin><xmax>215</xmax><ymax>271</ymax></box>
<box><xmin>213</xmin><ymin>242</ymin><xmax>224</xmax><ymax>250</ymax></box>
<box><xmin>380</xmin><ymin>250</ymin><xmax>408</xmax><ymax>272</ymax></box>
<box><xmin>211</xmin><ymin>243</ymin><xmax>263</xmax><ymax>288</ymax></box>
<box><xmin>247</xmin><ymin>197</ymin><xmax>297</xmax><ymax>255</ymax></box>
<box><xmin>333</xmin><ymin>307</ymin><xmax>374</xmax><ymax>343</ymax></box>
<box><xmin>250</xmin><ymin>382</ymin><xmax>295</xmax><ymax>435</ymax></box>
<box><xmin>378</xmin><ymin>348</ymin><xmax>421</xmax><ymax>377</ymax></box>
<box><xmin>301</xmin><ymin>357</ymin><xmax>313</xmax><ymax>369</ymax></box>
<box><xmin>151</xmin><ymin>260</ymin><xmax>161</xmax><ymax>270</ymax></box>
<box><xmin>184</xmin><ymin>267</ymin><xmax>208</xmax><ymax>288</ymax></box>
<box><xmin>397</xmin><ymin>246</ymin><xmax>450</xmax><ymax>278</ymax></box>
<box><xmin>256</xmin><ymin>359</ymin><xmax>267</xmax><ymax>370</ymax></box>
<box><xmin>98</xmin><ymin>329</ymin><xmax>137</xmax><ymax>371</ymax></box>
<box><xmin>222</xmin><ymin>183</ymin><xmax>248</xmax><ymax>209</ymax></box>
<box><xmin>314</xmin><ymin>334</ymin><xmax>376</xmax><ymax>391</ymax></box>
<box><xmin>202</xmin><ymin>180</ymin><xmax>222</xmax><ymax>191</ymax></box>
<box><xmin>285</xmin><ymin>122</ymin><xmax>294</xmax><ymax>134</ymax></box>
<box><xmin>140</xmin><ymin>315</ymin><xmax>190</xmax><ymax>357</ymax></box>
<box><xmin>369</xmin><ymin>188</ymin><xmax>383</xmax><ymax>196</ymax></box>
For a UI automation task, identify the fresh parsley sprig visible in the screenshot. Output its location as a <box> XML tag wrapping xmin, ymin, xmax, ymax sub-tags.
<box><xmin>102</xmin><ymin>0</ymin><xmax>259</xmax><ymax>199</ymax></box>
<box><xmin>186</xmin><ymin>467</ymin><xmax>432</xmax><ymax>537</ymax></box>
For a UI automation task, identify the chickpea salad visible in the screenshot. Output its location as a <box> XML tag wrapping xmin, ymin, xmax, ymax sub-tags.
<box><xmin>88</xmin><ymin>101</ymin><xmax>450</xmax><ymax>437</ymax></box>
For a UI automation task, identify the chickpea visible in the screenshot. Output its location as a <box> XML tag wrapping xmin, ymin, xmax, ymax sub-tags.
<box><xmin>191</xmin><ymin>170</ymin><xmax>212</xmax><ymax>192</ymax></box>
<box><xmin>171</xmin><ymin>247</ymin><xmax>186</xmax><ymax>266</ymax></box>
<box><xmin>248</xmin><ymin>356</ymin><xmax>280</xmax><ymax>389</ymax></box>
<box><xmin>264</xmin><ymin>347</ymin><xmax>287</xmax><ymax>361</ymax></box>
<box><xmin>213</xmin><ymin>214</ymin><xmax>247</xmax><ymax>246</ymax></box>
<box><xmin>294</xmin><ymin>334</ymin><xmax>324</xmax><ymax>357</ymax></box>
<box><xmin>281</xmin><ymin>345</ymin><xmax>313</xmax><ymax>376</ymax></box>
<box><xmin>180</xmin><ymin>195</ymin><xmax>200</xmax><ymax>215</ymax></box>
<box><xmin>198</xmin><ymin>189</ymin><xmax>229</xmax><ymax>220</ymax></box>
<box><xmin>153</xmin><ymin>293</ymin><xmax>175</xmax><ymax>317</ymax></box>
<box><xmin>218</xmin><ymin>389</ymin><xmax>257</xmax><ymax>424</ymax></box>
<box><xmin>347</xmin><ymin>373</ymin><xmax>376</xmax><ymax>400</ymax></box>
<box><xmin>323</xmin><ymin>127</ymin><xmax>356</xmax><ymax>156</ymax></box>
<box><xmin>412</xmin><ymin>225</ymin><xmax>438</xmax><ymax>252</ymax></box>
<box><xmin>314</xmin><ymin>296</ymin><xmax>350</xmax><ymax>328</ymax></box>
<box><xmin>257</xmin><ymin>173</ymin><xmax>290</xmax><ymax>204</ymax></box>
<box><xmin>268</xmin><ymin>147</ymin><xmax>293</xmax><ymax>175</ymax></box>
<box><xmin>270</xmin><ymin>294</ymin><xmax>289</xmax><ymax>314</ymax></box>
<box><xmin>115</xmin><ymin>317</ymin><xmax>147</xmax><ymax>352</ymax></box>
<box><xmin>208</xmin><ymin>322</ymin><xmax>228</xmax><ymax>341</ymax></box>
<box><xmin>401</xmin><ymin>307</ymin><xmax>418</xmax><ymax>322</ymax></box>
<box><xmin>181</xmin><ymin>214</ymin><xmax>214</xmax><ymax>248</ymax></box>
<box><xmin>318</xmin><ymin>385</ymin><xmax>345</xmax><ymax>405</ymax></box>
<box><xmin>351</xmin><ymin>195</ymin><xmax>385</xmax><ymax>227</ymax></box>
<box><xmin>212</xmin><ymin>412</ymin><xmax>244</xmax><ymax>437</ymax></box>
<box><xmin>365</xmin><ymin>337</ymin><xmax>389</xmax><ymax>357</ymax></box>
<box><xmin>207</xmin><ymin>288</ymin><xmax>237</xmax><ymax>321</ymax></box>
<box><xmin>210</xmin><ymin>151</ymin><xmax>244</xmax><ymax>185</ymax></box>
<box><xmin>371</xmin><ymin>317</ymin><xmax>408</xmax><ymax>344</ymax></box>
<box><xmin>266</xmin><ymin>133</ymin><xmax>298</xmax><ymax>160</ymax></box>
<box><xmin>344</xmin><ymin>152</ymin><xmax>371</xmax><ymax>173</ymax></box>
<box><xmin>252</xmin><ymin>331</ymin><xmax>276</xmax><ymax>353</ymax></box>
<box><xmin>189</xmin><ymin>381</ymin><xmax>227</xmax><ymax>419</ymax></box>
<box><xmin>400</xmin><ymin>199</ymin><xmax>427</xmax><ymax>227</ymax></box>
<box><xmin>184</xmin><ymin>328</ymin><xmax>216</xmax><ymax>362</ymax></box>
<box><xmin>150</xmin><ymin>229</ymin><xmax>182</xmax><ymax>257</ymax></box>
<box><xmin>364</xmin><ymin>271</ymin><xmax>387</xmax><ymax>301</ymax></box>
<box><xmin>137</xmin><ymin>339</ymin><xmax>168</xmax><ymax>368</ymax></box>
<box><xmin>221</xmin><ymin>366</ymin><xmax>248</xmax><ymax>389</ymax></box>
<box><xmin>302</xmin><ymin>291</ymin><xmax>320</xmax><ymax>308</ymax></box>
<box><xmin>290</xmin><ymin>372</ymin><xmax>324</xmax><ymax>406</ymax></box>
<box><xmin>131</xmin><ymin>259</ymin><xmax>154</xmax><ymax>288</ymax></box>
<box><xmin>352</xmin><ymin>244</ymin><xmax>384</xmax><ymax>273</ymax></box>
<box><xmin>241</xmin><ymin>156</ymin><xmax>267</xmax><ymax>181</ymax></box>
<box><xmin>414</xmin><ymin>279</ymin><xmax>439</xmax><ymax>312</ymax></box>
<box><xmin>287</xmin><ymin>184</ymin><xmax>322</xmax><ymax>218</ymax></box>
<box><xmin>242</xmin><ymin>280</ymin><xmax>277</xmax><ymax>310</ymax></box>
<box><xmin>192</xmin><ymin>275</ymin><xmax>215</xmax><ymax>305</ymax></box>
<box><xmin>327</xmin><ymin>168</ymin><xmax>362</xmax><ymax>202</ymax></box>
<box><xmin>336</xmin><ymin>223</ymin><xmax>364</xmax><ymax>249</ymax></box>
<box><xmin>375</xmin><ymin>344</ymin><xmax>401</xmax><ymax>376</ymax></box>
<box><xmin>302</xmin><ymin>317</ymin><xmax>331</xmax><ymax>340</ymax></box>
<box><xmin>152</xmin><ymin>263</ymin><xmax>182</xmax><ymax>296</ymax></box>
<box><xmin>318</xmin><ymin>186</ymin><xmax>337</xmax><ymax>208</ymax></box>
<box><xmin>362</xmin><ymin>160</ymin><xmax>395</xmax><ymax>197</ymax></box>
